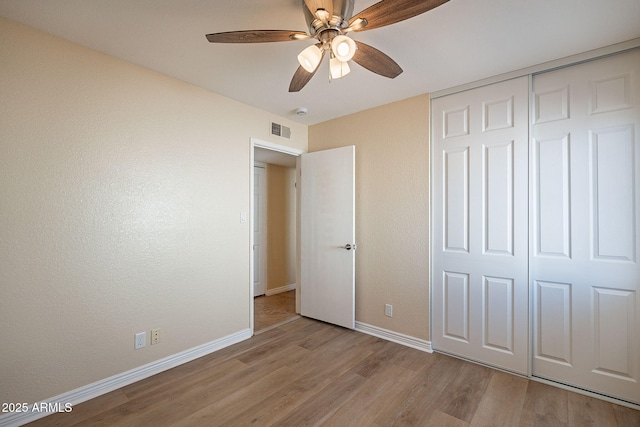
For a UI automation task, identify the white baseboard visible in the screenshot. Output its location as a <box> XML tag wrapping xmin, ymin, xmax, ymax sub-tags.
<box><xmin>0</xmin><ymin>329</ymin><xmax>252</xmax><ymax>427</ymax></box>
<box><xmin>265</xmin><ymin>283</ymin><xmax>296</xmax><ymax>296</ymax></box>
<box><xmin>355</xmin><ymin>321</ymin><xmax>433</xmax><ymax>353</ymax></box>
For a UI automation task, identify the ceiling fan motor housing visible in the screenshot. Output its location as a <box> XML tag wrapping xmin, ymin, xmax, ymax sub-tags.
<box><xmin>303</xmin><ymin>0</ymin><xmax>355</xmax><ymax>35</ymax></box>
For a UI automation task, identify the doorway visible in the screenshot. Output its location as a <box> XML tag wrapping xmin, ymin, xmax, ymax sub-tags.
<box><xmin>254</xmin><ymin>290</ymin><xmax>298</xmax><ymax>332</ymax></box>
<box><xmin>251</xmin><ymin>139</ymin><xmax>303</xmax><ymax>333</ymax></box>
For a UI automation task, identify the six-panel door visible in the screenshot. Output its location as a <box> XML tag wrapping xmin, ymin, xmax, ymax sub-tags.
<box><xmin>432</xmin><ymin>77</ymin><xmax>530</xmax><ymax>374</ymax></box>
<box><xmin>531</xmin><ymin>49</ymin><xmax>640</xmax><ymax>403</ymax></box>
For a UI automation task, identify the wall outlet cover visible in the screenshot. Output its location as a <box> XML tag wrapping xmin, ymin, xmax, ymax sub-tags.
<box><xmin>135</xmin><ymin>332</ymin><xmax>146</xmax><ymax>349</ymax></box>
<box><xmin>385</xmin><ymin>304</ymin><xmax>393</xmax><ymax>317</ymax></box>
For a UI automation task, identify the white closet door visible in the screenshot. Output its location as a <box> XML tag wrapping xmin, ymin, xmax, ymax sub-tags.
<box><xmin>432</xmin><ymin>76</ymin><xmax>529</xmax><ymax>374</ymax></box>
<box><xmin>531</xmin><ymin>49</ymin><xmax>640</xmax><ymax>403</ymax></box>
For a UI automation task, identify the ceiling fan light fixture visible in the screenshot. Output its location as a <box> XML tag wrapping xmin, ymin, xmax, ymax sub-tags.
<box><xmin>330</xmin><ymin>56</ymin><xmax>351</xmax><ymax>79</ymax></box>
<box><xmin>297</xmin><ymin>44</ymin><xmax>323</xmax><ymax>73</ymax></box>
<box><xmin>331</xmin><ymin>35</ymin><xmax>356</xmax><ymax>62</ymax></box>
<box><xmin>315</xmin><ymin>8</ymin><xmax>331</xmax><ymax>23</ymax></box>
<box><xmin>206</xmin><ymin>0</ymin><xmax>447</xmax><ymax>91</ymax></box>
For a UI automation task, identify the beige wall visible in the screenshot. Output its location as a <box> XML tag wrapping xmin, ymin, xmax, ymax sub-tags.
<box><xmin>309</xmin><ymin>95</ymin><xmax>431</xmax><ymax>340</ymax></box>
<box><xmin>0</xmin><ymin>17</ymin><xmax>306</xmax><ymax>404</ymax></box>
<box><xmin>266</xmin><ymin>165</ymin><xmax>296</xmax><ymax>291</ymax></box>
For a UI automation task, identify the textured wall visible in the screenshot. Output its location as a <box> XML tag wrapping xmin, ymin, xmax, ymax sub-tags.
<box><xmin>0</xmin><ymin>17</ymin><xmax>306</xmax><ymax>404</ymax></box>
<box><xmin>309</xmin><ymin>95</ymin><xmax>431</xmax><ymax>340</ymax></box>
<box><xmin>266</xmin><ymin>165</ymin><xmax>296</xmax><ymax>291</ymax></box>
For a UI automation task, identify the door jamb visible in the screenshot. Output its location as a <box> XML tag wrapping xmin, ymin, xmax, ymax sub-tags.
<box><xmin>253</xmin><ymin>161</ymin><xmax>267</xmax><ymax>299</ymax></box>
<box><xmin>250</xmin><ymin>138</ymin><xmax>305</xmax><ymax>334</ymax></box>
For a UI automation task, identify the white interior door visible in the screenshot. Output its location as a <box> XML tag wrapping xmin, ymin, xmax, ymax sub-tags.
<box><xmin>253</xmin><ymin>164</ymin><xmax>267</xmax><ymax>297</ymax></box>
<box><xmin>531</xmin><ymin>49</ymin><xmax>640</xmax><ymax>403</ymax></box>
<box><xmin>432</xmin><ymin>77</ymin><xmax>529</xmax><ymax>374</ymax></box>
<box><xmin>300</xmin><ymin>146</ymin><xmax>355</xmax><ymax>329</ymax></box>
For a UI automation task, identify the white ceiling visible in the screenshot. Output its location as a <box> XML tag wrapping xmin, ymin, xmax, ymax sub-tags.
<box><xmin>1</xmin><ymin>0</ymin><xmax>639</xmax><ymax>125</ymax></box>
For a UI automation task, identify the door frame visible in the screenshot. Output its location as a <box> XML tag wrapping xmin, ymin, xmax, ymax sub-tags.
<box><xmin>250</xmin><ymin>138</ymin><xmax>305</xmax><ymax>334</ymax></box>
<box><xmin>253</xmin><ymin>161</ymin><xmax>267</xmax><ymax>298</ymax></box>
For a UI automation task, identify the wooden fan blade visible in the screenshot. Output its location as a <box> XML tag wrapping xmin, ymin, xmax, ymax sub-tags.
<box><xmin>206</xmin><ymin>30</ymin><xmax>309</xmax><ymax>43</ymax></box>
<box><xmin>289</xmin><ymin>67</ymin><xmax>315</xmax><ymax>92</ymax></box>
<box><xmin>349</xmin><ymin>0</ymin><xmax>449</xmax><ymax>32</ymax></box>
<box><xmin>304</xmin><ymin>0</ymin><xmax>333</xmax><ymax>19</ymax></box>
<box><xmin>352</xmin><ymin>41</ymin><xmax>403</xmax><ymax>78</ymax></box>
<box><xmin>289</xmin><ymin>50</ymin><xmax>325</xmax><ymax>92</ymax></box>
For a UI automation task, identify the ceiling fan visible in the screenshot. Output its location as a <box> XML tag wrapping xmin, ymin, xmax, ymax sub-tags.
<box><xmin>206</xmin><ymin>0</ymin><xmax>449</xmax><ymax>92</ymax></box>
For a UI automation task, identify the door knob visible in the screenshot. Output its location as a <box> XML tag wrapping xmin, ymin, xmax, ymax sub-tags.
<box><xmin>342</xmin><ymin>243</ymin><xmax>357</xmax><ymax>250</ymax></box>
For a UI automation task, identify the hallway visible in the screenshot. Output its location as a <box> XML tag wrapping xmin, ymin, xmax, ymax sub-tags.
<box><xmin>254</xmin><ymin>290</ymin><xmax>298</xmax><ymax>333</ymax></box>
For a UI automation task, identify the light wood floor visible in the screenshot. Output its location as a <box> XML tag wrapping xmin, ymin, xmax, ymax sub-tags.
<box><xmin>27</xmin><ymin>317</ymin><xmax>639</xmax><ymax>426</ymax></box>
<box><xmin>254</xmin><ymin>290</ymin><xmax>298</xmax><ymax>332</ymax></box>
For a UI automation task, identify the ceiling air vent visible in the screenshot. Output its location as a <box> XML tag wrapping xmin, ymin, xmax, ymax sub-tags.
<box><xmin>271</xmin><ymin>121</ymin><xmax>291</xmax><ymax>139</ymax></box>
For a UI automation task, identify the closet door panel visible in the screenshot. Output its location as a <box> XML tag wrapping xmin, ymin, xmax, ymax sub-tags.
<box><xmin>432</xmin><ymin>76</ymin><xmax>529</xmax><ymax>374</ymax></box>
<box><xmin>531</xmin><ymin>49</ymin><xmax>640</xmax><ymax>404</ymax></box>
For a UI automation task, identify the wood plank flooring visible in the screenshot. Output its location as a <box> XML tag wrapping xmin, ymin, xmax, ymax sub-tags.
<box><xmin>27</xmin><ymin>317</ymin><xmax>639</xmax><ymax>426</ymax></box>
<box><xmin>254</xmin><ymin>290</ymin><xmax>298</xmax><ymax>332</ymax></box>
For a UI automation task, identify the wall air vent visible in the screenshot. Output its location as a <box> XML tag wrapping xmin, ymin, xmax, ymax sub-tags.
<box><xmin>270</xmin><ymin>121</ymin><xmax>291</xmax><ymax>139</ymax></box>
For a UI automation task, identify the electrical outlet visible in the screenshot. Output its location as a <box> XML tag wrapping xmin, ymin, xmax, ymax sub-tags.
<box><xmin>385</xmin><ymin>304</ymin><xmax>393</xmax><ymax>317</ymax></box>
<box><xmin>151</xmin><ymin>328</ymin><xmax>160</xmax><ymax>345</ymax></box>
<box><xmin>135</xmin><ymin>332</ymin><xmax>146</xmax><ymax>349</ymax></box>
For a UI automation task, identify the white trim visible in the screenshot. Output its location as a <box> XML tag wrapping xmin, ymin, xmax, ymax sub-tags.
<box><xmin>431</xmin><ymin>38</ymin><xmax>640</xmax><ymax>99</ymax></box>
<box><xmin>526</xmin><ymin>73</ymin><xmax>535</xmax><ymax>378</ymax></box>
<box><xmin>253</xmin><ymin>162</ymin><xmax>268</xmax><ymax>299</ymax></box>
<box><xmin>251</xmin><ymin>138</ymin><xmax>305</xmax><ymax>156</ymax></box>
<box><xmin>0</xmin><ymin>329</ymin><xmax>251</xmax><ymax>427</ymax></box>
<box><xmin>265</xmin><ymin>283</ymin><xmax>296</xmax><ymax>296</ymax></box>
<box><xmin>429</xmin><ymin>95</ymin><xmax>435</xmax><ymax>352</ymax></box>
<box><xmin>250</xmin><ymin>140</ymin><xmax>255</xmax><ymax>333</ymax></box>
<box><xmin>355</xmin><ymin>321</ymin><xmax>433</xmax><ymax>353</ymax></box>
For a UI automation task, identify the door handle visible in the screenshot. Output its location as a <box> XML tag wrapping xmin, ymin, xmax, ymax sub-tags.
<box><xmin>342</xmin><ymin>243</ymin><xmax>357</xmax><ymax>251</ymax></box>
